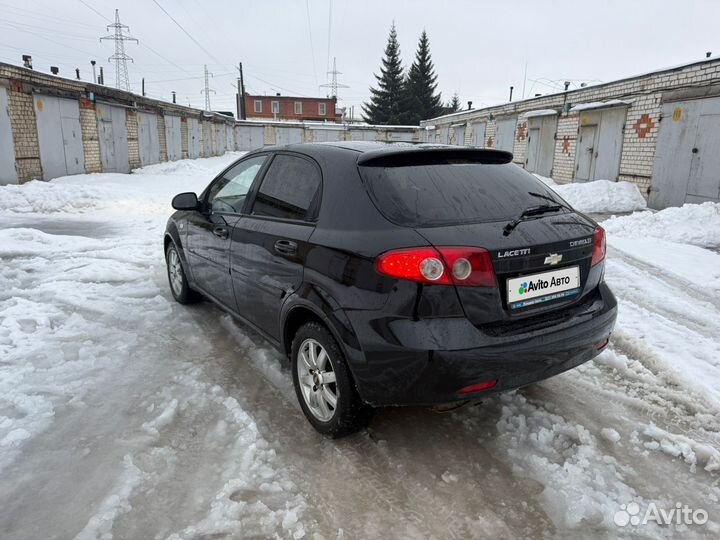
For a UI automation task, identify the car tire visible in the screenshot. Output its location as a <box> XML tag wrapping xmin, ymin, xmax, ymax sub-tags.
<box><xmin>165</xmin><ymin>243</ymin><xmax>202</xmax><ymax>304</ymax></box>
<box><xmin>291</xmin><ymin>321</ymin><xmax>373</xmax><ymax>437</ymax></box>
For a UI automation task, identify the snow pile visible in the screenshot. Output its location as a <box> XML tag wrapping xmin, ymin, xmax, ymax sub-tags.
<box><xmin>533</xmin><ymin>175</ymin><xmax>647</xmax><ymax>213</ymax></box>
<box><xmin>492</xmin><ymin>393</ymin><xmax>642</xmax><ymax>530</ymax></box>
<box><xmin>132</xmin><ymin>151</ymin><xmax>244</xmax><ymax>177</ymax></box>
<box><xmin>0</xmin><ymin>180</ymin><xmax>109</xmax><ymax>213</ymax></box>
<box><xmin>604</xmin><ymin>202</ymin><xmax>720</xmax><ymax>248</ymax></box>
<box><xmin>635</xmin><ymin>424</ymin><xmax>720</xmax><ymax>473</ymax></box>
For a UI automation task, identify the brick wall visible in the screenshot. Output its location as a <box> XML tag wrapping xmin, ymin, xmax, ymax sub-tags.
<box><xmin>512</xmin><ymin>119</ymin><xmax>528</xmax><ymax>165</ymax></box>
<box><xmin>158</xmin><ymin>114</ymin><xmax>168</xmax><ymax>163</ymax></box>
<box><xmin>126</xmin><ymin>109</ymin><xmax>140</xmax><ymax>170</ymax></box>
<box><xmin>553</xmin><ymin>114</ymin><xmax>579</xmax><ymax>183</ymax></box>
<box><xmin>617</xmin><ymin>93</ymin><xmax>661</xmax><ymax>194</ymax></box>
<box><xmin>6</xmin><ymin>81</ymin><xmax>42</xmax><ymax>182</ymax></box>
<box><xmin>181</xmin><ymin>117</ymin><xmax>188</xmax><ymax>159</ymax></box>
<box><xmin>484</xmin><ymin>119</ymin><xmax>497</xmax><ymax>148</ymax></box>
<box><xmin>79</xmin><ymin>98</ymin><xmax>101</xmax><ymax>173</ymax></box>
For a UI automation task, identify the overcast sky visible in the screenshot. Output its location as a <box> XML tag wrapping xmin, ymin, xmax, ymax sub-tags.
<box><xmin>2</xmin><ymin>0</ymin><xmax>719</xmax><ymax>118</ymax></box>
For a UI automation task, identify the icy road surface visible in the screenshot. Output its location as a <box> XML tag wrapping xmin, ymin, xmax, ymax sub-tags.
<box><xmin>1</xmin><ymin>154</ymin><xmax>719</xmax><ymax>540</ymax></box>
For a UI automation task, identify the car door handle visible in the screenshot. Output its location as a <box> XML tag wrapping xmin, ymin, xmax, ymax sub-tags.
<box><xmin>274</xmin><ymin>239</ymin><xmax>298</xmax><ymax>255</ymax></box>
<box><xmin>213</xmin><ymin>226</ymin><xmax>229</xmax><ymax>239</ymax></box>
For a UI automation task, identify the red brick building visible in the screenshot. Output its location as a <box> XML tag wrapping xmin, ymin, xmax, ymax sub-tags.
<box><xmin>244</xmin><ymin>94</ymin><xmax>339</xmax><ymax>122</ymax></box>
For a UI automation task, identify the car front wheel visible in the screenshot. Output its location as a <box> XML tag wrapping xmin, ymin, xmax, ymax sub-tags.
<box><xmin>165</xmin><ymin>243</ymin><xmax>201</xmax><ymax>304</ymax></box>
<box><xmin>291</xmin><ymin>322</ymin><xmax>373</xmax><ymax>437</ymax></box>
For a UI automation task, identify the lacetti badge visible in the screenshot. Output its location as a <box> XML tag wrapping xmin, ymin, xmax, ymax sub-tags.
<box><xmin>498</xmin><ymin>248</ymin><xmax>531</xmax><ymax>258</ymax></box>
<box><xmin>544</xmin><ymin>253</ymin><xmax>563</xmax><ymax>265</ymax></box>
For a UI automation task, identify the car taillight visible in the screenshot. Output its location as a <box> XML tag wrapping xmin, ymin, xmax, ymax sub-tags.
<box><xmin>375</xmin><ymin>246</ymin><xmax>496</xmax><ymax>287</ymax></box>
<box><xmin>591</xmin><ymin>227</ymin><xmax>606</xmax><ymax>266</ymax></box>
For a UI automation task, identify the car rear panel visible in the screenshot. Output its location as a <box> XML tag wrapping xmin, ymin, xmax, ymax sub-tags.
<box><xmin>415</xmin><ymin>212</ymin><xmax>601</xmax><ymax>326</ymax></box>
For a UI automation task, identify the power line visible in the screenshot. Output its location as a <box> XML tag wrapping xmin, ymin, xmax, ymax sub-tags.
<box><xmin>150</xmin><ymin>0</ymin><xmax>223</xmax><ymax>65</ymax></box>
<box><xmin>325</xmin><ymin>0</ymin><xmax>332</xmax><ymax>85</ymax></box>
<box><xmin>100</xmin><ymin>9</ymin><xmax>138</xmax><ymax>91</ymax></box>
<box><xmin>74</xmin><ymin>0</ymin><xmax>195</xmax><ymax>78</ymax></box>
<box><xmin>305</xmin><ymin>0</ymin><xmax>318</xmax><ymax>87</ymax></box>
<box><xmin>77</xmin><ymin>0</ymin><xmax>111</xmax><ymax>22</ymax></box>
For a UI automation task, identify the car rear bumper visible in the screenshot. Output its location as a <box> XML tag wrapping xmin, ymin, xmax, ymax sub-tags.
<box><xmin>344</xmin><ymin>282</ymin><xmax>617</xmax><ymax>406</ymax></box>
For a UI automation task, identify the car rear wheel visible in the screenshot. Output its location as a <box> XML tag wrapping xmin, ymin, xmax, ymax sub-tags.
<box><xmin>165</xmin><ymin>243</ymin><xmax>201</xmax><ymax>304</ymax></box>
<box><xmin>291</xmin><ymin>322</ymin><xmax>373</xmax><ymax>437</ymax></box>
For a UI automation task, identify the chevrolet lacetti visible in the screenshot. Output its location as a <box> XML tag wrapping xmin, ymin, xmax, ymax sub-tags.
<box><xmin>164</xmin><ymin>143</ymin><xmax>617</xmax><ymax>437</ymax></box>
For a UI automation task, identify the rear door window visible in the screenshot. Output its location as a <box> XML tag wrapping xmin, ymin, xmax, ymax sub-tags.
<box><xmin>251</xmin><ymin>154</ymin><xmax>321</xmax><ymax>221</ymax></box>
<box><xmin>359</xmin><ymin>161</ymin><xmax>565</xmax><ymax>226</ymax></box>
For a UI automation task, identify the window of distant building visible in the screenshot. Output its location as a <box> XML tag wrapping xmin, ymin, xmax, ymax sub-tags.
<box><xmin>271</xmin><ymin>101</ymin><xmax>279</xmax><ymax>114</ymax></box>
<box><xmin>295</xmin><ymin>101</ymin><xmax>303</xmax><ymax>114</ymax></box>
<box><xmin>319</xmin><ymin>103</ymin><xmax>326</xmax><ymax>116</ymax></box>
<box><xmin>254</xmin><ymin>100</ymin><xmax>262</xmax><ymax>113</ymax></box>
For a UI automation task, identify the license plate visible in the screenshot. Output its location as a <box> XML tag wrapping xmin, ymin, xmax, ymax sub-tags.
<box><xmin>507</xmin><ymin>266</ymin><xmax>581</xmax><ymax>309</ymax></box>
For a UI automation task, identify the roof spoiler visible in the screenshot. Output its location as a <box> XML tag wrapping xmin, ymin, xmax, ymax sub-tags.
<box><xmin>357</xmin><ymin>147</ymin><xmax>514</xmax><ymax>167</ymax></box>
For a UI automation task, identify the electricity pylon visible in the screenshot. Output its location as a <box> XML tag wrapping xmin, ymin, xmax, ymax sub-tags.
<box><xmin>100</xmin><ymin>10</ymin><xmax>138</xmax><ymax>91</ymax></box>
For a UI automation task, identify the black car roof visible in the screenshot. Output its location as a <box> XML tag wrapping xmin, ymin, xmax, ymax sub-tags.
<box><xmin>257</xmin><ymin>141</ymin><xmax>513</xmax><ymax>165</ymax></box>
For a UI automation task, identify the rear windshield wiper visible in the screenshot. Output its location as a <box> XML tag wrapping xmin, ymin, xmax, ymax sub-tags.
<box><xmin>527</xmin><ymin>191</ymin><xmax>565</xmax><ymax>206</ymax></box>
<box><xmin>503</xmin><ymin>204</ymin><xmax>563</xmax><ymax>236</ymax></box>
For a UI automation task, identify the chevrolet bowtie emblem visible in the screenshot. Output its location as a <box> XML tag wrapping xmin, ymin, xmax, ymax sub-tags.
<box><xmin>544</xmin><ymin>253</ymin><xmax>563</xmax><ymax>265</ymax></box>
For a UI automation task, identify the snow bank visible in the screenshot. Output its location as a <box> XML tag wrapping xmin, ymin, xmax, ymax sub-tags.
<box><xmin>610</xmin><ymin>237</ymin><xmax>720</xmax><ymax>290</ymax></box>
<box><xmin>491</xmin><ymin>393</ymin><xmax>642</xmax><ymax>530</ymax></box>
<box><xmin>533</xmin><ymin>175</ymin><xmax>647</xmax><ymax>213</ymax></box>
<box><xmin>604</xmin><ymin>202</ymin><xmax>720</xmax><ymax>248</ymax></box>
<box><xmin>0</xmin><ymin>180</ymin><xmax>109</xmax><ymax>213</ymax></box>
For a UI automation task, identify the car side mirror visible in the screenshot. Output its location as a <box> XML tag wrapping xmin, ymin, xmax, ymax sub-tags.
<box><xmin>171</xmin><ymin>192</ymin><xmax>199</xmax><ymax>211</ymax></box>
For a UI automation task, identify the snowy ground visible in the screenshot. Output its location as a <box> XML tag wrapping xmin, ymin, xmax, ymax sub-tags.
<box><xmin>1</xmin><ymin>155</ymin><xmax>719</xmax><ymax>539</ymax></box>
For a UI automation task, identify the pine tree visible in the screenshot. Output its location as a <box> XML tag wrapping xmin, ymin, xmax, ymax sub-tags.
<box><xmin>448</xmin><ymin>93</ymin><xmax>461</xmax><ymax>113</ymax></box>
<box><xmin>363</xmin><ymin>24</ymin><xmax>405</xmax><ymax>125</ymax></box>
<box><xmin>400</xmin><ymin>30</ymin><xmax>443</xmax><ymax>124</ymax></box>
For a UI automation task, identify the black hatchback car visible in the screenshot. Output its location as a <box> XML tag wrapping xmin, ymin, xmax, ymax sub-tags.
<box><xmin>164</xmin><ymin>142</ymin><xmax>617</xmax><ymax>437</ymax></box>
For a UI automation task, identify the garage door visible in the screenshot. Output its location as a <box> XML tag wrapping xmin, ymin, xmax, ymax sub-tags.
<box><xmin>350</xmin><ymin>129</ymin><xmax>379</xmax><ymax>141</ymax></box>
<box><xmin>0</xmin><ymin>86</ymin><xmax>17</xmax><ymax>184</ymax></box>
<box><xmin>214</xmin><ymin>124</ymin><xmax>226</xmax><ymax>155</ymax></box>
<box><xmin>34</xmin><ymin>95</ymin><xmax>85</xmax><ymax>180</ymax></box>
<box><xmin>275</xmin><ymin>127</ymin><xmax>303</xmax><ymax>145</ymax></box>
<box><xmin>387</xmin><ymin>131</ymin><xmax>414</xmax><ymax>142</ymax></box>
<box><xmin>574</xmin><ymin>107</ymin><xmax>626</xmax><ymax>183</ymax></box>
<box><xmin>165</xmin><ymin>115</ymin><xmax>182</xmax><ymax>161</ymax></box>
<box><xmin>96</xmin><ymin>104</ymin><xmax>129</xmax><ymax>173</ymax></box>
<box><xmin>494</xmin><ymin>118</ymin><xmax>516</xmax><ymax>153</ymax></box>
<box><xmin>236</xmin><ymin>125</ymin><xmax>264</xmax><ymax>150</ymax></box>
<box><xmin>201</xmin><ymin>121</ymin><xmax>213</xmax><ymax>157</ymax></box>
<box><xmin>312</xmin><ymin>129</ymin><xmax>342</xmax><ymax>142</ymax></box>
<box><xmin>187</xmin><ymin>118</ymin><xmax>200</xmax><ymax>158</ymax></box>
<box><xmin>451</xmin><ymin>124</ymin><xmax>466</xmax><ymax>146</ymax></box>
<box><xmin>525</xmin><ymin>114</ymin><xmax>557</xmax><ymax>177</ymax></box>
<box><xmin>226</xmin><ymin>125</ymin><xmax>235</xmax><ymax>151</ymax></box>
<box><xmin>650</xmin><ymin>97</ymin><xmax>720</xmax><ymax>208</ymax></box>
<box><xmin>137</xmin><ymin>112</ymin><xmax>160</xmax><ymax>166</ymax></box>
<box><xmin>436</xmin><ymin>126</ymin><xmax>449</xmax><ymax>144</ymax></box>
<box><xmin>472</xmin><ymin>122</ymin><xmax>487</xmax><ymax>147</ymax></box>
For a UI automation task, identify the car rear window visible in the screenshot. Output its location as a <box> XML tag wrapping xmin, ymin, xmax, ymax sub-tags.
<box><xmin>359</xmin><ymin>160</ymin><xmax>566</xmax><ymax>227</ymax></box>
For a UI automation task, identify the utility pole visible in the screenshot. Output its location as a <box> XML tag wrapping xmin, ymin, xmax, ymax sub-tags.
<box><xmin>320</xmin><ymin>57</ymin><xmax>348</xmax><ymax>99</ymax></box>
<box><xmin>100</xmin><ymin>9</ymin><xmax>138</xmax><ymax>91</ymax></box>
<box><xmin>237</xmin><ymin>62</ymin><xmax>246</xmax><ymax>120</ymax></box>
<box><xmin>201</xmin><ymin>65</ymin><xmax>215</xmax><ymax>111</ymax></box>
